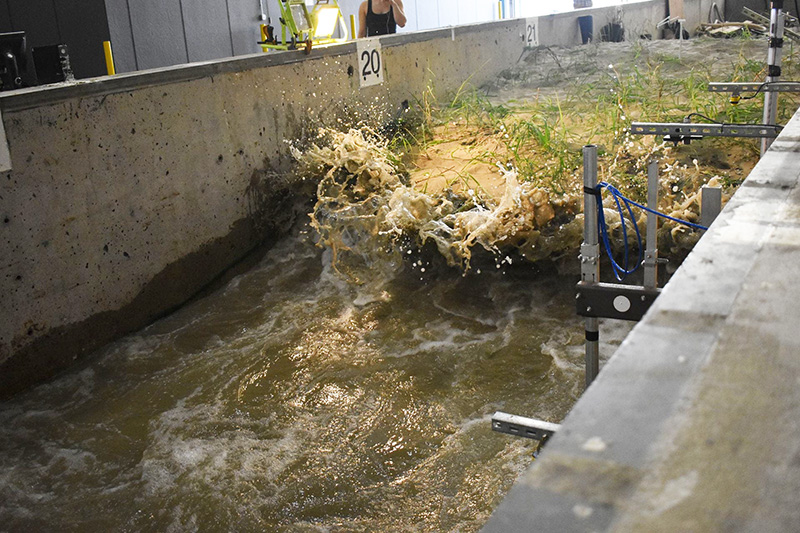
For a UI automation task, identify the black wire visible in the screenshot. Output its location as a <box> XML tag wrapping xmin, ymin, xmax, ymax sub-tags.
<box><xmin>738</xmin><ymin>81</ymin><xmax>800</xmax><ymax>100</ymax></box>
<box><xmin>739</xmin><ymin>82</ymin><xmax>770</xmax><ymax>101</ymax></box>
<box><xmin>685</xmin><ymin>112</ymin><xmax>722</xmax><ymax>124</ymax></box>
<box><xmin>684</xmin><ymin>111</ymin><xmax>785</xmax><ymax>132</ymax></box>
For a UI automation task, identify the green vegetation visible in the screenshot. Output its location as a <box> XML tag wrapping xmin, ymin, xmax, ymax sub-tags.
<box><xmin>394</xmin><ymin>37</ymin><xmax>800</xmax><ymax>202</ymax></box>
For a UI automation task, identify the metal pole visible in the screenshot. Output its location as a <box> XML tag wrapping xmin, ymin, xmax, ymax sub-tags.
<box><xmin>762</xmin><ymin>0</ymin><xmax>786</xmax><ymax>155</ymax></box>
<box><xmin>582</xmin><ymin>145</ymin><xmax>600</xmax><ymax>388</ymax></box>
<box><xmin>643</xmin><ymin>160</ymin><xmax>659</xmax><ymax>290</ymax></box>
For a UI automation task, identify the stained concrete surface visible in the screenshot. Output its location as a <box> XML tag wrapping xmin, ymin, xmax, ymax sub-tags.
<box><xmin>482</xmin><ymin>107</ymin><xmax>800</xmax><ymax>531</ymax></box>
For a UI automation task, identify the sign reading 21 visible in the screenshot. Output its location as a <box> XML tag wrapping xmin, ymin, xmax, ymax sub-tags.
<box><xmin>525</xmin><ymin>18</ymin><xmax>540</xmax><ymax>47</ymax></box>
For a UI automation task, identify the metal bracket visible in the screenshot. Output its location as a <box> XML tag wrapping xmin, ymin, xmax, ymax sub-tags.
<box><xmin>580</xmin><ymin>243</ymin><xmax>600</xmax><ymax>282</ymax></box>
<box><xmin>491</xmin><ymin>412</ymin><xmax>560</xmax><ymax>441</ymax></box>
<box><xmin>630</xmin><ymin>122</ymin><xmax>781</xmax><ymax>144</ymax></box>
<box><xmin>576</xmin><ymin>281</ymin><xmax>661</xmax><ymax>321</ymax></box>
<box><xmin>708</xmin><ymin>81</ymin><xmax>800</xmax><ymax>94</ymax></box>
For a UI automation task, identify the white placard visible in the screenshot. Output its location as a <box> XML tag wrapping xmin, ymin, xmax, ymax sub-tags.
<box><xmin>525</xmin><ymin>17</ymin><xmax>540</xmax><ymax>47</ymax></box>
<box><xmin>356</xmin><ymin>39</ymin><xmax>384</xmax><ymax>88</ymax></box>
<box><xmin>0</xmin><ymin>110</ymin><xmax>10</xmax><ymax>172</ymax></box>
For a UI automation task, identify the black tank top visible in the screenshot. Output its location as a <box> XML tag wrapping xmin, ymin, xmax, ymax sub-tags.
<box><xmin>366</xmin><ymin>0</ymin><xmax>396</xmax><ymax>37</ymax></box>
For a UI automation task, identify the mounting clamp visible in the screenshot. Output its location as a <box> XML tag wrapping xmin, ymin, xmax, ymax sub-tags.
<box><xmin>492</xmin><ymin>412</ymin><xmax>561</xmax><ymax>441</ymax></box>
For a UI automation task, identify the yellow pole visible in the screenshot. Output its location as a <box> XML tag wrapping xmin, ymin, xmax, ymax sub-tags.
<box><xmin>498</xmin><ymin>2</ymin><xmax>502</xmax><ymax>20</ymax></box>
<box><xmin>350</xmin><ymin>14</ymin><xmax>356</xmax><ymax>40</ymax></box>
<box><xmin>103</xmin><ymin>41</ymin><xmax>115</xmax><ymax>75</ymax></box>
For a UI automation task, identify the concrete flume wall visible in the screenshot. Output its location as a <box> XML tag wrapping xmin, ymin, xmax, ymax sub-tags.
<box><xmin>0</xmin><ymin>3</ymin><xmax>666</xmax><ymax>397</ymax></box>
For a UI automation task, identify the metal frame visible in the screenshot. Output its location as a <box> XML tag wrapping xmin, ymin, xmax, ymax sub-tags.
<box><xmin>632</xmin><ymin>2</ymin><xmax>793</xmax><ymax>154</ymax></box>
<box><xmin>761</xmin><ymin>1</ymin><xmax>786</xmax><ymax>154</ymax></box>
<box><xmin>630</xmin><ymin>122</ymin><xmax>781</xmax><ymax>143</ymax></box>
<box><xmin>708</xmin><ymin>81</ymin><xmax>800</xmax><ymax>94</ymax></box>
<box><xmin>743</xmin><ymin>6</ymin><xmax>800</xmax><ymax>41</ymax></box>
<box><xmin>259</xmin><ymin>0</ymin><xmax>346</xmax><ymax>53</ymax></box>
<box><xmin>576</xmin><ymin>152</ymin><xmax>721</xmax><ymax>387</ymax></box>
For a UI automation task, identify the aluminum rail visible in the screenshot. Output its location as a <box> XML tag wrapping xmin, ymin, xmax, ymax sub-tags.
<box><xmin>708</xmin><ymin>81</ymin><xmax>800</xmax><ymax>93</ymax></box>
<box><xmin>581</xmin><ymin>145</ymin><xmax>600</xmax><ymax>388</ymax></box>
<box><xmin>630</xmin><ymin>122</ymin><xmax>781</xmax><ymax>139</ymax></box>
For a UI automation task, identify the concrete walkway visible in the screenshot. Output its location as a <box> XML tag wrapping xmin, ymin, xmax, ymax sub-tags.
<box><xmin>483</xmin><ymin>108</ymin><xmax>800</xmax><ymax>532</ymax></box>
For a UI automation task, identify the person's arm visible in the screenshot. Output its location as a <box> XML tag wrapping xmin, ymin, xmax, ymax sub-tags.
<box><xmin>391</xmin><ymin>0</ymin><xmax>407</xmax><ymax>28</ymax></box>
<box><xmin>358</xmin><ymin>1</ymin><xmax>368</xmax><ymax>38</ymax></box>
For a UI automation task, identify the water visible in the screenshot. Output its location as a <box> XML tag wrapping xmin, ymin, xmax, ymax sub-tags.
<box><xmin>0</xmin><ymin>220</ymin><xmax>627</xmax><ymax>532</ymax></box>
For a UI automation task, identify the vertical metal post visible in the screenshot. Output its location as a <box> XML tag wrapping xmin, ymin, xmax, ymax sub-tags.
<box><xmin>643</xmin><ymin>160</ymin><xmax>659</xmax><ymax>290</ymax></box>
<box><xmin>762</xmin><ymin>0</ymin><xmax>785</xmax><ymax>156</ymax></box>
<box><xmin>582</xmin><ymin>145</ymin><xmax>600</xmax><ymax>388</ymax></box>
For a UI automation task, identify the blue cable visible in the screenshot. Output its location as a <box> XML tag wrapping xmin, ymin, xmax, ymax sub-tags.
<box><xmin>593</xmin><ymin>181</ymin><xmax>709</xmax><ymax>281</ymax></box>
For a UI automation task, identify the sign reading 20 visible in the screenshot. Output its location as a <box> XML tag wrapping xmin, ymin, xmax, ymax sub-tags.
<box><xmin>357</xmin><ymin>40</ymin><xmax>384</xmax><ymax>88</ymax></box>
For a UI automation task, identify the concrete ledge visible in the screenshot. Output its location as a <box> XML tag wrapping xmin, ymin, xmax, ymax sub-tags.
<box><xmin>483</xmin><ymin>107</ymin><xmax>800</xmax><ymax>531</ymax></box>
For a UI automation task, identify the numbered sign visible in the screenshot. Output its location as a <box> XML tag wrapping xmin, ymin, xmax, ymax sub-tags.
<box><xmin>356</xmin><ymin>39</ymin><xmax>384</xmax><ymax>88</ymax></box>
<box><xmin>525</xmin><ymin>18</ymin><xmax>539</xmax><ymax>47</ymax></box>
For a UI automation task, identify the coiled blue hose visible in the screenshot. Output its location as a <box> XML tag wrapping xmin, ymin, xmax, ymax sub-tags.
<box><xmin>594</xmin><ymin>181</ymin><xmax>709</xmax><ymax>281</ymax></box>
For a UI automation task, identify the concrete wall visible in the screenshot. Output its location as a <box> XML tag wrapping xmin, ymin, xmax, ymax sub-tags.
<box><xmin>0</xmin><ymin>2</ymin><xmax>665</xmax><ymax>397</ymax></box>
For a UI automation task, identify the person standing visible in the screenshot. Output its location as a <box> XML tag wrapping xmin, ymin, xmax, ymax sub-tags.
<box><xmin>358</xmin><ymin>0</ymin><xmax>407</xmax><ymax>38</ymax></box>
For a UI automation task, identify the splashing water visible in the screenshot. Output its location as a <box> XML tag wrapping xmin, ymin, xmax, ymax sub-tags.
<box><xmin>301</xmin><ymin>128</ymin><xmax>588</xmax><ymax>274</ymax></box>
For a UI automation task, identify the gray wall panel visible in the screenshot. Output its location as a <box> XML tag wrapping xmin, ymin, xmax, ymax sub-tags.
<box><xmin>228</xmin><ymin>0</ymin><xmax>262</xmax><ymax>56</ymax></box>
<box><xmin>0</xmin><ymin>1</ymin><xmax>12</xmax><ymax>32</ymax></box>
<box><xmin>54</xmin><ymin>0</ymin><xmax>111</xmax><ymax>79</ymax></box>
<box><xmin>129</xmin><ymin>0</ymin><xmax>188</xmax><ymax>69</ymax></box>
<box><xmin>104</xmin><ymin>0</ymin><xmax>137</xmax><ymax>72</ymax></box>
<box><xmin>182</xmin><ymin>0</ymin><xmax>233</xmax><ymax>62</ymax></box>
<box><xmin>7</xmin><ymin>0</ymin><xmax>59</xmax><ymax>46</ymax></box>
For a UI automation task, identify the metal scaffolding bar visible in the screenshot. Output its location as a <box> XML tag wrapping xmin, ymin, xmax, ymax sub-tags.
<box><xmin>708</xmin><ymin>81</ymin><xmax>800</xmax><ymax>93</ymax></box>
<box><xmin>582</xmin><ymin>145</ymin><xmax>600</xmax><ymax>388</ymax></box>
<box><xmin>630</xmin><ymin>122</ymin><xmax>781</xmax><ymax>139</ymax></box>
<box><xmin>762</xmin><ymin>1</ymin><xmax>786</xmax><ymax>155</ymax></box>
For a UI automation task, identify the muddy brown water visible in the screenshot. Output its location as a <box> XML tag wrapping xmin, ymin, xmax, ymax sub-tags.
<box><xmin>0</xmin><ymin>219</ymin><xmax>628</xmax><ymax>531</ymax></box>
